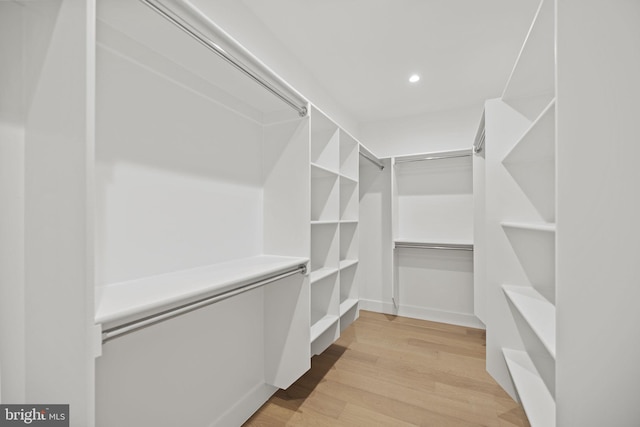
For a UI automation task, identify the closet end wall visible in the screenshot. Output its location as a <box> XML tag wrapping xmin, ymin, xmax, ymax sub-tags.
<box><xmin>358</xmin><ymin>147</ymin><xmax>481</xmax><ymax>329</ymax></box>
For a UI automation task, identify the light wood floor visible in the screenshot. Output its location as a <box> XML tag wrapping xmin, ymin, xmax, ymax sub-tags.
<box><xmin>244</xmin><ymin>310</ymin><xmax>529</xmax><ymax>427</ymax></box>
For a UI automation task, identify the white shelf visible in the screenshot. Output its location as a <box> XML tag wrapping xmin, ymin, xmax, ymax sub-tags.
<box><xmin>339</xmin><ymin>174</ymin><xmax>357</xmax><ymax>185</ymax></box>
<box><xmin>339</xmin><ymin>299</ymin><xmax>358</xmax><ymax>316</ymax></box>
<box><xmin>340</xmin><ymin>220</ymin><xmax>358</xmax><ymax>224</ymax></box>
<box><xmin>339</xmin><ymin>259</ymin><xmax>358</xmax><ymax>270</ymax></box>
<box><xmin>310</xmin><ymin>314</ymin><xmax>339</xmax><ymax>342</ymax></box>
<box><xmin>310</xmin><ymin>267</ymin><xmax>339</xmax><ymax>284</ymax></box>
<box><xmin>311</xmin><ymin>220</ymin><xmax>340</xmax><ymax>226</ymax></box>
<box><xmin>95</xmin><ymin>255</ymin><xmax>308</xmax><ymax>326</ymax></box>
<box><xmin>502</xmin><ymin>285</ymin><xmax>556</xmax><ymax>358</ymax></box>
<box><xmin>311</xmin><ymin>162</ymin><xmax>339</xmax><ymax>178</ymax></box>
<box><xmin>501</xmin><ymin>221</ymin><xmax>556</xmax><ymax>233</ymax></box>
<box><xmin>502</xmin><ymin>348</ymin><xmax>556</xmax><ymax>427</ymax></box>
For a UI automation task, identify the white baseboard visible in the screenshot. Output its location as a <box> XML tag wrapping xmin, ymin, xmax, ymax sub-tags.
<box><xmin>211</xmin><ymin>383</ymin><xmax>277</xmax><ymax>427</ymax></box>
<box><xmin>359</xmin><ymin>299</ymin><xmax>485</xmax><ymax>329</ymax></box>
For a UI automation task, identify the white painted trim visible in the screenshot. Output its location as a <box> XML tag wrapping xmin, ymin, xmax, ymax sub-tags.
<box><xmin>359</xmin><ymin>299</ymin><xmax>485</xmax><ymax>329</ymax></box>
<box><xmin>211</xmin><ymin>383</ymin><xmax>277</xmax><ymax>427</ymax></box>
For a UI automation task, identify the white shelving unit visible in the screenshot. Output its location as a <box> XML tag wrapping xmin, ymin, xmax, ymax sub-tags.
<box><xmin>484</xmin><ymin>0</ymin><xmax>557</xmax><ymax>424</ymax></box>
<box><xmin>309</xmin><ymin>106</ymin><xmax>360</xmax><ymax>355</ymax></box>
<box><xmin>390</xmin><ymin>149</ymin><xmax>479</xmax><ymax>328</ymax></box>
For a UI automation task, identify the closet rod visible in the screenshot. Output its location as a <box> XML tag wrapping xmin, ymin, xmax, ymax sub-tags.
<box><xmin>139</xmin><ymin>0</ymin><xmax>308</xmax><ymax>117</ymax></box>
<box><xmin>102</xmin><ymin>264</ymin><xmax>307</xmax><ymax>344</ymax></box>
<box><xmin>394</xmin><ymin>149</ymin><xmax>473</xmax><ymax>164</ymax></box>
<box><xmin>395</xmin><ymin>241</ymin><xmax>473</xmax><ymax>251</ymax></box>
<box><xmin>359</xmin><ymin>151</ymin><xmax>385</xmax><ymax>170</ymax></box>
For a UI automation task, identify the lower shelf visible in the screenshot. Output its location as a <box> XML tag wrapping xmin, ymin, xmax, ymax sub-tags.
<box><xmin>502</xmin><ymin>348</ymin><xmax>555</xmax><ymax>427</ymax></box>
<box><xmin>339</xmin><ymin>298</ymin><xmax>358</xmax><ymax>316</ymax></box>
<box><xmin>310</xmin><ymin>314</ymin><xmax>339</xmax><ymax>343</ymax></box>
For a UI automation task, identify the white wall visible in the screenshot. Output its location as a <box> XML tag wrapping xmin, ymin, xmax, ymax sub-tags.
<box><xmin>359</xmin><ymin>104</ymin><xmax>483</xmax><ymax>158</ymax></box>
<box><xmin>188</xmin><ymin>0</ymin><xmax>360</xmax><ymax>139</ymax></box>
<box><xmin>556</xmin><ymin>1</ymin><xmax>640</xmax><ymax>425</ymax></box>
<box><xmin>0</xmin><ymin>2</ymin><xmax>26</xmax><ymax>403</ymax></box>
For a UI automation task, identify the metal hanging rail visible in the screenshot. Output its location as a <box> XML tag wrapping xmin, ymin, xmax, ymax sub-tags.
<box><xmin>359</xmin><ymin>151</ymin><xmax>385</xmax><ymax>170</ymax></box>
<box><xmin>394</xmin><ymin>149</ymin><xmax>473</xmax><ymax>164</ymax></box>
<box><xmin>395</xmin><ymin>241</ymin><xmax>474</xmax><ymax>251</ymax></box>
<box><xmin>139</xmin><ymin>0</ymin><xmax>308</xmax><ymax>117</ymax></box>
<box><xmin>102</xmin><ymin>264</ymin><xmax>307</xmax><ymax>343</ymax></box>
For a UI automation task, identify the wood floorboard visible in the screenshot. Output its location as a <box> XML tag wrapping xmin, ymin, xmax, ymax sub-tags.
<box><xmin>244</xmin><ymin>310</ymin><xmax>529</xmax><ymax>427</ymax></box>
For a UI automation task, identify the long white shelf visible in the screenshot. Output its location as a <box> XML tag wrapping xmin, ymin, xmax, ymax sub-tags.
<box><xmin>310</xmin><ymin>314</ymin><xmax>339</xmax><ymax>342</ymax></box>
<box><xmin>339</xmin><ymin>298</ymin><xmax>358</xmax><ymax>316</ymax></box>
<box><xmin>502</xmin><ymin>285</ymin><xmax>556</xmax><ymax>358</ymax></box>
<box><xmin>310</xmin><ymin>267</ymin><xmax>339</xmax><ymax>284</ymax></box>
<box><xmin>501</xmin><ymin>221</ymin><xmax>556</xmax><ymax>233</ymax></box>
<box><xmin>95</xmin><ymin>255</ymin><xmax>308</xmax><ymax>326</ymax></box>
<box><xmin>339</xmin><ymin>259</ymin><xmax>358</xmax><ymax>270</ymax></box>
<box><xmin>340</xmin><ymin>174</ymin><xmax>358</xmax><ymax>185</ymax></box>
<box><xmin>502</xmin><ymin>348</ymin><xmax>556</xmax><ymax>427</ymax></box>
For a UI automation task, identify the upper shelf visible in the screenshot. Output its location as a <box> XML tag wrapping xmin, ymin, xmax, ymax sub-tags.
<box><xmin>503</xmin><ymin>100</ymin><xmax>556</xmax><ymax>222</ymax></box>
<box><xmin>95</xmin><ymin>255</ymin><xmax>308</xmax><ymax>327</ymax></box>
<box><xmin>502</xmin><ymin>0</ymin><xmax>555</xmax><ymax>118</ymax></box>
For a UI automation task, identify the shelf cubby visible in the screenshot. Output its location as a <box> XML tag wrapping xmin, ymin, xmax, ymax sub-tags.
<box><xmin>311</xmin><ymin>108</ymin><xmax>339</xmax><ymax>172</ymax></box>
<box><xmin>311</xmin><ymin>164</ymin><xmax>339</xmax><ymax>222</ymax></box>
<box><xmin>501</xmin><ymin>222</ymin><xmax>555</xmax><ymax>304</ymax></box>
<box><xmin>339</xmin><ymin>130</ymin><xmax>359</xmax><ymax>181</ymax></box>
<box><xmin>503</xmin><ymin>100</ymin><xmax>556</xmax><ymax>222</ymax></box>
<box><xmin>502</xmin><ymin>285</ymin><xmax>556</xmax><ymax>358</ymax></box>
<box><xmin>310</xmin><ymin>272</ymin><xmax>340</xmax><ymax>354</ymax></box>
<box><xmin>340</xmin><ymin>221</ymin><xmax>358</xmax><ymax>263</ymax></box>
<box><xmin>310</xmin><ymin>222</ymin><xmax>339</xmax><ymax>274</ymax></box>
<box><xmin>502</xmin><ymin>348</ymin><xmax>556</xmax><ymax>427</ymax></box>
<box><xmin>340</xmin><ymin>177</ymin><xmax>359</xmax><ymax>221</ymax></box>
<box><xmin>310</xmin><ymin>273</ymin><xmax>339</xmax><ymax>328</ymax></box>
<box><xmin>339</xmin><ymin>263</ymin><xmax>358</xmax><ymax>308</ymax></box>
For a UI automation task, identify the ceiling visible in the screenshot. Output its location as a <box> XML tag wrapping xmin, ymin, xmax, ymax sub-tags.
<box><xmin>241</xmin><ymin>0</ymin><xmax>540</xmax><ymax>124</ymax></box>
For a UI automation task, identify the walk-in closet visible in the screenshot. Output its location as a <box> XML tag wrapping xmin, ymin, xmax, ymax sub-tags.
<box><xmin>1</xmin><ymin>0</ymin><xmax>639</xmax><ymax>426</ymax></box>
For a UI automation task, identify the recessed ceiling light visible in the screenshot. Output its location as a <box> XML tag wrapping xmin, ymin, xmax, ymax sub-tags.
<box><xmin>409</xmin><ymin>74</ymin><xmax>420</xmax><ymax>83</ymax></box>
